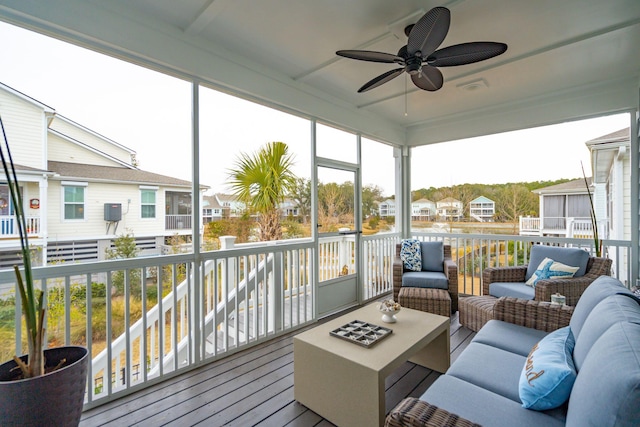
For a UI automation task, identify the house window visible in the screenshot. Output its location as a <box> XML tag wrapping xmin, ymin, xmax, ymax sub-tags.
<box><xmin>141</xmin><ymin>189</ymin><xmax>156</xmax><ymax>218</ymax></box>
<box><xmin>63</xmin><ymin>185</ymin><xmax>85</xmax><ymax>220</ymax></box>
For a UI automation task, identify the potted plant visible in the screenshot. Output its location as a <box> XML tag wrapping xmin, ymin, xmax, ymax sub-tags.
<box><xmin>0</xmin><ymin>116</ymin><xmax>89</xmax><ymax>426</ymax></box>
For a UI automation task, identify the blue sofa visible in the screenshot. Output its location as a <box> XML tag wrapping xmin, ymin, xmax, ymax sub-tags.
<box><xmin>386</xmin><ymin>275</ymin><xmax>640</xmax><ymax>427</ymax></box>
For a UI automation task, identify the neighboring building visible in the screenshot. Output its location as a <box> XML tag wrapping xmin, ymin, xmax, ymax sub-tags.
<box><xmin>519</xmin><ymin>128</ymin><xmax>631</xmax><ymax>284</ymax></box>
<box><xmin>469</xmin><ymin>196</ymin><xmax>495</xmax><ymax>222</ymax></box>
<box><xmin>279</xmin><ymin>198</ymin><xmax>300</xmax><ymax>218</ymax></box>
<box><xmin>0</xmin><ymin>82</ymin><xmax>208</xmax><ymax>267</ymax></box>
<box><xmin>378</xmin><ymin>199</ymin><xmax>395</xmax><ymax>218</ymax></box>
<box><xmin>586</xmin><ymin>128</ymin><xmax>630</xmax><ymax>242</ymax></box>
<box><xmin>436</xmin><ymin>197</ymin><xmax>462</xmax><ymax>221</ymax></box>
<box><xmin>411</xmin><ymin>198</ymin><xmax>436</xmax><ymax>221</ymax></box>
<box><xmin>528</xmin><ymin>178</ymin><xmax>596</xmax><ymax>237</ymax></box>
<box><xmin>520</xmin><ymin>127</ymin><xmax>629</xmax><ymax>241</ymax></box>
<box><xmin>213</xmin><ymin>193</ymin><xmax>246</xmax><ymax>218</ymax></box>
<box><xmin>202</xmin><ymin>195</ymin><xmax>224</xmax><ymax>223</ymax></box>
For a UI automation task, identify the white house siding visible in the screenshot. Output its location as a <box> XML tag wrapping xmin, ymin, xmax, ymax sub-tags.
<box><xmin>0</xmin><ymin>89</ymin><xmax>47</xmax><ymax>169</ymax></box>
<box><xmin>49</xmin><ymin>116</ymin><xmax>133</xmax><ymax>164</ymax></box>
<box><xmin>46</xmin><ymin>180</ymin><xmax>190</xmax><ymax>241</ymax></box>
<box><xmin>48</xmin><ymin>133</ymin><xmax>125</xmax><ymax>167</ymax></box>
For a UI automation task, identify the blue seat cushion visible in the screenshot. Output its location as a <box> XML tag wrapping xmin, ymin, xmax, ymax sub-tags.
<box><xmin>489</xmin><ymin>282</ymin><xmax>535</xmax><ymax>300</ymax></box>
<box><xmin>420</xmin><ymin>241</ymin><xmax>444</xmax><ymax>272</ymax></box>
<box><xmin>447</xmin><ymin>342</ymin><xmax>525</xmax><ymax>403</ymax></box>
<box><xmin>472</xmin><ymin>320</ymin><xmax>548</xmax><ymax>357</ymax></box>
<box><xmin>525</xmin><ymin>246</ymin><xmax>590</xmax><ymax>281</ymax></box>
<box><xmin>566</xmin><ymin>322</ymin><xmax>640</xmax><ymax>427</ymax></box>
<box><xmin>402</xmin><ymin>271</ymin><xmax>448</xmax><ymax>290</ymax></box>
<box><xmin>422</xmin><ymin>375</ymin><xmax>566</xmax><ymax>427</ymax></box>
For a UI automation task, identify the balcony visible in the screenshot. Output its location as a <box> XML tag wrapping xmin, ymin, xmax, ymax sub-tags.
<box><xmin>1</xmin><ymin>231</ymin><xmax>632</xmax><ymax>422</ymax></box>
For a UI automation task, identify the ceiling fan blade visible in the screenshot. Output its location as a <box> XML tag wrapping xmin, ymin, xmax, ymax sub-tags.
<box><xmin>336</xmin><ymin>50</ymin><xmax>401</xmax><ymax>63</ymax></box>
<box><xmin>358</xmin><ymin>68</ymin><xmax>404</xmax><ymax>93</ymax></box>
<box><xmin>427</xmin><ymin>42</ymin><xmax>508</xmax><ymax>67</ymax></box>
<box><xmin>407</xmin><ymin>7</ymin><xmax>450</xmax><ymax>57</ymax></box>
<box><xmin>411</xmin><ymin>66</ymin><xmax>443</xmax><ymax>91</ymax></box>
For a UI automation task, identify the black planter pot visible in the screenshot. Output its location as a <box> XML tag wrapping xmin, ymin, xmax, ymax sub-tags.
<box><xmin>0</xmin><ymin>346</ymin><xmax>89</xmax><ymax>427</ymax></box>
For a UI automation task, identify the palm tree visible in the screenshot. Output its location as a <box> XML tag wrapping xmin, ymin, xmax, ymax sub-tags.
<box><xmin>228</xmin><ymin>141</ymin><xmax>296</xmax><ymax>241</ymax></box>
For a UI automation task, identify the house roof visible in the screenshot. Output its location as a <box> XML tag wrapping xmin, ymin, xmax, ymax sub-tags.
<box><xmin>533</xmin><ymin>178</ymin><xmax>592</xmax><ymax>195</ymax></box>
<box><xmin>585</xmin><ymin>127</ymin><xmax>630</xmax><ymax>184</ymax></box>
<box><xmin>470</xmin><ymin>196</ymin><xmax>494</xmax><ymax>204</ymax></box>
<box><xmin>585</xmin><ymin>128</ymin><xmax>630</xmax><ymax>145</ymax></box>
<box><xmin>203</xmin><ymin>195</ymin><xmax>222</xmax><ymax>209</ymax></box>
<box><xmin>438</xmin><ymin>197</ymin><xmax>461</xmax><ymax>204</ymax></box>
<box><xmin>48</xmin><ymin>161</ymin><xmax>208</xmax><ymax>189</ymax></box>
<box><xmin>412</xmin><ymin>198</ymin><xmax>434</xmax><ymax>204</ymax></box>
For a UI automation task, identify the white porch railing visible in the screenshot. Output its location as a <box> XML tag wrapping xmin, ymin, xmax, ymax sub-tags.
<box><xmin>0</xmin><ymin>231</ymin><xmax>632</xmax><ymax>410</ymax></box>
<box><xmin>165</xmin><ymin>214</ymin><xmax>192</xmax><ymax>230</ymax></box>
<box><xmin>0</xmin><ymin>215</ymin><xmax>40</xmax><ymax>236</ymax></box>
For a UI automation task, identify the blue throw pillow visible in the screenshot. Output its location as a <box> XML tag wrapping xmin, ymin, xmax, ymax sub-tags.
<box><xmin>519</xmin><ymin>326</ymin><xmax>577</xmax><ymax>410</ymax></box>
<box><xmin>525</xmin><ymin>257</ymin><xmax>579</xmax><ymax>287</ymax></box>
<box><xmin>400</xmin><ymin>239</ymin><xmax>422</xmax><ymax>271</ymax></box>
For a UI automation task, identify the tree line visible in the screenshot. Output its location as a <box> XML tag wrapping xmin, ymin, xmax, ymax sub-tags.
<box><xmin>411</xmin><ymin>179</ymin><xmax>574</xmax><ymax>222</ymax></box>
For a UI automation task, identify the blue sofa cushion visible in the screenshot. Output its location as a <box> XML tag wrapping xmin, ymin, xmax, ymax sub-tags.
<box><xmin>402</xmin><ymin>271</ymin><xmax>449</xmax><ymax>290</ymax></box>
<box><xmin>420</xmin><ymin>241</ymin><xmax>444</xmax><ymax>272</ymax></box>
<box><xmin>422</xmin><ymin>375</ymin><xmax>566</xmax><ymax>427</ymax></box>
<box><xmin>472</xmin><ymin>320</ymin><xmax>548</xmax><ymax>357</ymax></box>
<box><xmin>525</xmin><ymin>246</ymin><xmax>590</xmax><ymax>281</ymax></box>
<box><xmin>566</xmin><ymin>322</ymin><xmax>640</xmax><ymax>427</ymax></box>
<box><xmin>572</xmin><ymin>294</ymin><xmax>640</xmax><ymax>370</ymax></box>
<box><xmin>519</xmin><ymin>326</ymin><xmax>577</xmax><ymax>410</ymax></box>
<box><xmin>400</xmin><ymin>239</ymin><xmax>422</xmax><ymax>271</ymax></box>
<box><xmin>525</xmin><ymin>257</ymin><xmax>579</xmax><ymax>287</ymax></box>
<box><xmin>489</xmin><ymin>282</ymin><xmax>535</xmax><ymax>300</ymax></box>
<box><xmin>447</xmin><ymin>342</ymin><xmax>525</xmax><ymax>403</ymax></box>
<box><xmin>570</xmin><ymin>276</ymin><xmax>631</xmax><ymax>340</ymax></box>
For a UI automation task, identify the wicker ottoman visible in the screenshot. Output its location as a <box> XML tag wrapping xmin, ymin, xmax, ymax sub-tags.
<box><xmin>459</xmin><ymin>295</ymin><xmax>498</xmax><ymax>332</ymax></box>
<box><xmin>398</xmin><ymin>287</ymin><xmax>451</xmax><ymax>317</ymax></box>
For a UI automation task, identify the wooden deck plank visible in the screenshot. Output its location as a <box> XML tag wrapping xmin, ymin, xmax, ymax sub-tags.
<box><xmin>80</xmin><ymin>311</ymin><xmax>475</xmax><ymax>427</ymax></box>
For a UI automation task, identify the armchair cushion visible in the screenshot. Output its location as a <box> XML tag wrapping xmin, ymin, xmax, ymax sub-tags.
<box><xmin>525</xmin><ymin>246</ymin><xmax>589</xmax><ymax>281</ymax></box>
<box><xmin>402</xmin><ymin>271</ymin><xmax>449</xmax><ymax>290</ymax></box>
<box><xmin>420</xmin><ymin>241</ymin><xmax>444</xmax><ymax>272</ymax></box>
<box><xmin>525</xmin><ymin>258</ymin><xmax>580</xmax><ymax>287</ymax></box>
<box><xmin>489</xmin><ymin>282</ymin><xmax>535</xmax><ymax>300</ymax></box>
<box><xmin>400</xmin><ymin>239</ymin><xmax>422</xmax><ymax>271</ymax></box>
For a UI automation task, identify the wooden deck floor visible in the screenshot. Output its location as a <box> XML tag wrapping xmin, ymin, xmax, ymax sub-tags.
<box><xmin>80</xmin><ymin>310</ymin><xmax>475</xmax><ymax>427</ymax></box>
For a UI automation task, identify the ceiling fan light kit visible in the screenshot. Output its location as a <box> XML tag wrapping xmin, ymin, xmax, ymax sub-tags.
<box><xmin>336</xmin><ymin>7</ymin><xmax>507</xmax><ymax>93</ymax></box>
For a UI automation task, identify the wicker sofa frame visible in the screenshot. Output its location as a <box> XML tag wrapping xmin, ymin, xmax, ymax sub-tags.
<box><xmin>482</xmin><ymin>255</ymin><xmax>612</xmax><ymax>306</ymax></box>
<box><xmin>393</xmin><ymin>243</ymin><xmax>459</xmax><ymax>313</ymax></box>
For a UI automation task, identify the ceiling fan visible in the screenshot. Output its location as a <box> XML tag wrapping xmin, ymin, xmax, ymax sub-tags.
<box><xmin>336</xmin><ymin>6</ymin><xmax>507</xmax><ymax>93</ymax></box>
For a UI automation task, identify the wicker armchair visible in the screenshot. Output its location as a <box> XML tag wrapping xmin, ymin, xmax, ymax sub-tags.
<box><xmin>482</xmin><ymin>255</ymin><xmax>612</xmax><ymax>306</ymax></box>
<box><xmin>393</xmin><ymin>243</ymin><xmax>459</xmax><ymax>312</ymax></box>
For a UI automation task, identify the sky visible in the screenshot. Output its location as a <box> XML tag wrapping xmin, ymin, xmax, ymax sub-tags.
<box><xmin>0</xmin><ymin>21</ymin><xmax>632</xmax><ymax>196</ymax></box>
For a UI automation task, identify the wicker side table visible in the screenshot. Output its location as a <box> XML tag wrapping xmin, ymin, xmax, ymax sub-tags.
<box><xmin>398</xmin><ymin>287</ymin><xmax>451</xmax><ymax>317</ymax></box>
<box><xmin>459</xmin><ymin>295</ymin><xmax>498</xmax><ymax>332</ymax></box>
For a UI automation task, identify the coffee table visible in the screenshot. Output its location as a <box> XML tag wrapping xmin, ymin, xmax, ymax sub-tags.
<box><xmin>294</xmin><ymin>303</ymin><xmax>450</xmax><ymax>427</ymax></box>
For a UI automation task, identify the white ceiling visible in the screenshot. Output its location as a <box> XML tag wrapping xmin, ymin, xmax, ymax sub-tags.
<box><xmin>1</xmin><ymin>0</ymin><xmax>638</xmax><ymax>147</ymax></box>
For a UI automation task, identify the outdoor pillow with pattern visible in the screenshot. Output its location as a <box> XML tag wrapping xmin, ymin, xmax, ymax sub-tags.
<box><xmin>526</xmin><ymin>257</ymin><xmax>579</xmax><ymax>287</ymax></box>
<box><xmin>400</xmin><ymin>239</ymin><xmax>422</xmax><ymax>271</ymax></box>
